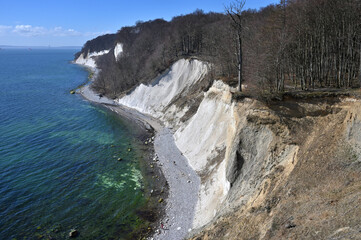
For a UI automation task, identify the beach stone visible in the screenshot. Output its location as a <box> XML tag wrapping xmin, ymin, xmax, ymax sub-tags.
<box><xmin>285</xmin><ymin>222</ymin><xmax>296</xmax><ymax>229</ymax></box>
<box><xmin>145</xmin><ymin>123</ymin><xmax>152</xmax><ymax>130</ymax></box>
<box><xmin>69</xmin><ymin>229</ymin><xmax>79</xmax><ymax>238</ymax></box>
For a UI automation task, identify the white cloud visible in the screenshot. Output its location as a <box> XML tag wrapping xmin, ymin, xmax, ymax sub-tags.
<box><xmin>51</xmin><ymin>26</ymin><xmax>81</xmax><ymax>36</ymax></box>
<box><xmin>0</xmin><ymin>24</ymin><xmax>105</xmax><ymax>38</ymax></box>
<box><xmin>83</xmin><ymin>30</ymin><xmax>111</xmax><ymax>37</ymax></box>
<box><xmin>13</xmin><ymin>25</ymin><xmax>46</xmax><ymax>36</ymax></box>
<box><xmin>0</xmin><ymin>24</ymin><xmax>111</xmax><ymax>46</ymax></box>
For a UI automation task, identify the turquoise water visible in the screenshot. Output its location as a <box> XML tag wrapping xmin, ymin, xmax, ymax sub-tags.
<box><xmin>0</xmin><ymin>49</ymin><xmax>149</xmax><ymax>239</ymax></box>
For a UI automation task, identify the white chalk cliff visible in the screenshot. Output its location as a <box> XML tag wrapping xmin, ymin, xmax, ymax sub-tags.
<box><xmin>174</xmin><ymin>81</ymin><xmax>234</xmax><ymax>228</ymax></box>
<box><xmin>116</xmin><ymin>59</ymin><xmax>245</xmax><ymax>228</ymax></box>
<box><xmin>74</xmin><ymin>49</ymin><xmax>110</xmax><ymax>69</ymax></box>
<box><xmin>114</xmin><ymin>43</ymin><xmax>123</xmax><ymax>61</ymax></box>
<box><xmin>118</xmin><ymin>59</ymin><xmax>209</xmax><ymax>125</ymax></box>
<box><xmin>116</xmin><ymin>58</ymin><xmax>303</xmax><ymax>231</ymax></box>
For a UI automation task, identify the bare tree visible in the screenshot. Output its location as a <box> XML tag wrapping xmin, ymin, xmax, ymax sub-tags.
<box><xmin>359</xmin><ymin>42</ymin><xmax>361</xmax><ymax>85</ymax></box>
<box><xmin>226</xmin><ymin>0</ymin><xmax>246</xmax><ymax>92</ymax></box>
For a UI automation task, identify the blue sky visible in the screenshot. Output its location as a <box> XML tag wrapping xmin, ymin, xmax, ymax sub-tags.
<box><xmin>0</xmin><ymin>0</ymin><xmax>279</xmax><ymax>47</ymax></box>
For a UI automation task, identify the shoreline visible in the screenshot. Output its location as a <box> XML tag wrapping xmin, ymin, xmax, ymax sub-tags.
<box><xmin>79</xmin><ymin>84</ymin><xmax>200</xmax><ymax>240</ymax></box>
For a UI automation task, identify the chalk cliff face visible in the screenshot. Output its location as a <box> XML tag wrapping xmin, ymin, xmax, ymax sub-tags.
<box><xmin>118</xmin><ymin>58</ymin><xmax>210</xmax><ymax>128</ymax></box>
<box><xmin>74</xmin><ymin>49</ymin><xmax>110</xmax><ymax>69</ymax></box>
<box><xmin>174</xmin><ymin>81</ymin><xmax>234</xmax><ymax>228</ymax></box>
<box><xmin>117</xmin><ymin>60</ymin><xmax>238</xmax><ymax>228</ymax></box>
<box><xmin>173</xmin><ymin>80</ymin><xmax>300</xmax><ymax>230</ymax></box>
<box><xmin>74</xmin><ymin>42</ymin><xmax>123</xmax><ymax>69</ymax></box>
<box><xmin>114</xmin><ymin>43</ymin><xmax>123</xmax><ymax>61</ymax></box>
<box><xmin>116</xmin><ymin>58</ymin><xmax>298</xmax><ymax>230</ymax></box>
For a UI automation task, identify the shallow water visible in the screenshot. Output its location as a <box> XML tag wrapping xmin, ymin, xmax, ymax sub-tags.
<box><xmin>0</xmin><ymin>49</ymin><xmax>149</xmax><ymax>239</ymax></box>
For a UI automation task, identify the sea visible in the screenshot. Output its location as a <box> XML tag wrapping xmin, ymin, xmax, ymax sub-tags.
<box><xmin>0</xmin><ymin>48</ymin><xmax>151</xmax><ymax>239</ymax></box>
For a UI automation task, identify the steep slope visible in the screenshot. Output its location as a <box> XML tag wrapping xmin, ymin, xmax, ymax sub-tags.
<box><xmin>118</xmin><ymin>58</ymin><xmax>210</xmax><ymax>127</ymax></box>
<box><xmin>173</xmin><ymin>80</ymin><xmax>300</xmax><ymax>230</ymax></box>
<box><xmin>190</xmin><ymin>97</ymin><xmax>361</xmax><ymax>240</ymax></box>
<box><xmin>116</xmin><ymin>65</ymin><xmax>300</xmax><ymax>232</ymax></box>
<box><xmin>174</xmin><ymin>81</ymin><xmax>234</xmax><ymax>228</ymax></box>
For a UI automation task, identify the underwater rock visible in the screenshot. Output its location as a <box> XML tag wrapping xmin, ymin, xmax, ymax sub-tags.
<box><xmin>69</xmin><ymin>229</ymin><xmax>79</xmax><ymax>238</ymax></box>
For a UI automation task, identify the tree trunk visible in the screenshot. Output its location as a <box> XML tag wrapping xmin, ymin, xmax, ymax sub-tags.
<box><xmin>359</xmin><ymin>43</ymin><xmax>361</xmax><ymax>86</ymax></box>
<box><xmin>238</xmin><ymin>33</ymin><xmax>243</xmax><ymax>92</ymax></box>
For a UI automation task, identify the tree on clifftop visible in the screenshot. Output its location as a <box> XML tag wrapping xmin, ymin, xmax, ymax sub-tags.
<box><xmin>226</xmin><ymin>0</ymin><xmax>246</xmax><ymax>92</ymax></box>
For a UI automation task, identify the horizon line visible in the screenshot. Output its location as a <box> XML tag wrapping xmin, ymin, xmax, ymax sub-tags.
<box><xmin>0</xmin><ymin>45</ymin><xmax>81</xmax><ymax>49</ymax></box>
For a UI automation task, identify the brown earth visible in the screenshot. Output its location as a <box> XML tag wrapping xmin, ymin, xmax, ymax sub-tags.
<box><xmin>190</xmin><ymin>96</ymin><xmax>361</xmax><ymax>240</ymax></box>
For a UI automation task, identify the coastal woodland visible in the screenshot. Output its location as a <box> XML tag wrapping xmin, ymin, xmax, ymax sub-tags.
<box><xmin>76</xmin><ymin>0</ymin><xmax>361</xmax><ymax>97</ymax></box>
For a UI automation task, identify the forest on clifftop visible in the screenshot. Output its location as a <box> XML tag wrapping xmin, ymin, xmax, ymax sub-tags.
<box><xmin>76</xmin><ymin>0</ymin><xmax>361</xmax><ymax>98</ymax></box>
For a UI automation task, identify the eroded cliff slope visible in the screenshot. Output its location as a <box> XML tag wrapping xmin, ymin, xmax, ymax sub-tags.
<box><xmin>190</xmin><ymin>96</ymin><xmax>361</xmax><ymax>240</ymax></box>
